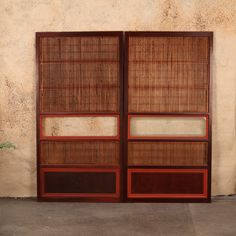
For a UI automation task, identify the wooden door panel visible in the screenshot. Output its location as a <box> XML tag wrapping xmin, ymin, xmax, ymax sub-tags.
<box><xmin>125</xmin><ymin>32</ymin><xmax>212</xmax><ymax>202</ymax></box>
<box><xmin>37</xmin><ymin>32</ymin><xmax>123</xmax><ymax>202</ymax></box>
<box><xmin>41</xmin><ymin>168</ymin><xmax>119</xmax><ymax>198</ymax></box>
<box><xmin>128</xmin><ymin>142</ymin><xmax>208</xmax><ymax>166</ymax></box>
<box><xmin>40</xmin><ymin>141</ymin><xmax>120</xmax><ymax>165</ymax></box>
<box><xmin>128</xmin><ymin>169</ymin><xmax>207</xmax><ymax>198</ymax></box>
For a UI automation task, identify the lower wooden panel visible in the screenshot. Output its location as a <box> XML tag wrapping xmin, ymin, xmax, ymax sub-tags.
<box><xmin>128</xmin><ymin>169</ymin><xmax>207</xmax><ymax>199</ymax></box>
<box><xmin>40</xmin><ymin>167</ymin><xmax>120</xmax><ymax>198</ymax></box>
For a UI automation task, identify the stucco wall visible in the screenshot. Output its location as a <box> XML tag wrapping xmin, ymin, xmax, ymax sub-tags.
<box><xmin>0</xmin><ymin>0</ymin><xmax>236</xmax><ymax>197</ymax></box>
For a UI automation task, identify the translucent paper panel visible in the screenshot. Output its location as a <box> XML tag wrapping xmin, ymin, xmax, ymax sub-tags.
<box><xmin>41</xmin><ymin>116</ymin><xmax>118</xmax><ymax>137</ymax></box>
<box><xmin>129</xmin><ymin>116</ymin><xmax>207</xmax><ymax>138</ymax></box>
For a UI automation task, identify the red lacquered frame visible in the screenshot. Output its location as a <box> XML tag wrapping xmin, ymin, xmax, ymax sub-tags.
<box><xmin>40</xmin><ymin>114</ymin><xmax>120</xmax><ymax>141</ymax></box>
<box><xmin>128</xmin><ymin>114</ymin><xmax>209</xmax><ymax>140</ymax></box>
<box><xmin>40</xmin><ymin>167</ymin><xmax>120</xmax><ymax>198</ymax></box>
<box><xmin>36</xmin><ymin>31</ymin><xmax>212</xmax><ymax>202</ymax></box>
<box><xmin>36</xmin><ymin>32</ymin><xmax>124</xmax><ymax>202</ymax></box>
<box><xmin>127</xmin><ymin>168</ymin><xmax>208</xmax><ymax>199</ymax></box>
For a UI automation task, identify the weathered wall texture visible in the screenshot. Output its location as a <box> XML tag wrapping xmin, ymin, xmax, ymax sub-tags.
<box><xmin>0</xmin><ymin>0</ymin><xmax>236</xmax><ymax>197</ymax></box>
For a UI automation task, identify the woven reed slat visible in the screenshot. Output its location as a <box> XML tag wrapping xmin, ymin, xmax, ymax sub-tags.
<box><xmin>41</xmin><ymin>141</ymin><xmax>119</xmax><ymax>165</ymax></box>
<box><xmin>128</xmin><ymin>142</ymin><xmax>208</xmax><ymax>166</ymax></box>
<box><xmin>39</xmin><ymin>37</ymin><xmax>120</xmax><ymax>112</ymax></box>
<box><xmin>128</xmin><ymin>37</ymin><xmax>209</xmax><ymax>112</ymax></box>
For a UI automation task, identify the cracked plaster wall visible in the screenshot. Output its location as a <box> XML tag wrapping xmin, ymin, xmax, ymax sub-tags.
<box><xmin>0</xmin><ymin>0</ymin><xmax>236</xmax><ymax>196</ymax></box>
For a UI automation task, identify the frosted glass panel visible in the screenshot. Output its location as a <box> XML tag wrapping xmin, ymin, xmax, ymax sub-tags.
<box><xmin>129</xmin><ymin>116</ymin><xmax>207</xmax><ymax>138</ymax></box>
<box><xmin>42</xmin><ymin>116</ymin><xmax>118</xmax><ymax>137</ymax></box>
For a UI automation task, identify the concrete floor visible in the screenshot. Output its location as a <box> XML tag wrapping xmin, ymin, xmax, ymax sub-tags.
<box><xmin>0</xmin><ymin>197</ymin><xmax>236</xmax><ymax>236</ymax></box>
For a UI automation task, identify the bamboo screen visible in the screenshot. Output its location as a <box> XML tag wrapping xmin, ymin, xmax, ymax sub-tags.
<box><xmin>41</xmin><ymin>141</ymin><xmax>119</xmax><ymax>165</ymax></box>
<box><xmin>126</xmin><ymin>33</ymin><xmax>211</xmax><ymax>172</ymax></box>
<box><xmin>128</xmin><ymin>142</ymin><xmax>208</xmax><ymax>166</ymax></box>
<box><xmin>38</xmin><ymin>33</ymin><xmax>121</xmax><ymax>168</ymax></box>
<box><xmin>128</xmin><ymin>37</ymin><xmax>209</xmax><ymax>113</ymax></box>
<box><xmin>37</xmin><ymin>32</ymin><xmax>211</xmax><ymax>201</ymax></box>
<box><xmin>39</xmin><ymin>36</ymin><xmax>120</xmax><ymax>113</ymax></box>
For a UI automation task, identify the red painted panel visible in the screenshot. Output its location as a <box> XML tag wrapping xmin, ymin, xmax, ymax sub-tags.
<box><xmin>128</xmin><ymin>168</ymin><xmax>207</xmax><ymax>198</ymax></box>
<box><xmin>40</xmin><ymin>167</ymin><xmax>120</xmax><ymax>198</ymax></box>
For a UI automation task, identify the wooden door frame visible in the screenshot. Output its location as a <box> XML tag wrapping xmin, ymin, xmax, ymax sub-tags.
<box><xmin>36</xmin><ymin>31</ymin><xmax>213</xmax><ymax>202</ymax></box>
<box><xmin>36</xmin><ymin>31</ymin><xmax>124</xmax><ymax>202</ymax></box>
<box><xmin>124</xmin><ymin>31</ymin><xmax>213</xmax><ymax>202</ymax></box>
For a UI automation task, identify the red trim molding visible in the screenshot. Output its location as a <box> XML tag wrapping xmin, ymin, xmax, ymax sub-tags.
<box><xmin>40</xmin><ymin>167</ymin><xmax>120</xmax><ymax>198</ymax></box>
<box><xmin>40</xmin><ymin>114</ymin><xmax>120</xmax><ymax>141</ymax></box>
<box><xmin>128</xmin><ymin>114</ymin><xmax>209</xmax><ymax>140</ymax></box>
<box><xmin>127</xmin><ymin>168</ymin><xmax>208</xmax><ymax>199</ymax></box>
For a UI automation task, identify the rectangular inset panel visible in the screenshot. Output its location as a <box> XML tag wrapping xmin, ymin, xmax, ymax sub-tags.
<box><xmin>128</xmin><ymin>115</ymin><xmax>208</xmax><ymax>139</ymax></box>
<box><xmin>40</xmin><ymin>115</ymin><xmax>119</xmax><ymax>139</ymax></box>
<box><xmin>41</xmin><ymin>168</ymin><xmax>120</xmax><ymax>197</ymax></box>
<box><xmin>40</xmin><ymin>63</ymin><xmax>119</xmax><ymax>113</ymax></box>
<box><xmin>128</xmin><ymin>169</ymin><xmax>207</xmax><ymax>198</ymax></box>
<box><xmin>128</xmin><ymin>142</ymin><xmax>208</xmax><ymax>166</ymax></box>
<box><xmin>39</xmin><ymin>36</ymin><xmax>120</xmax><ymax>113</ymax></box>
<box><xmin>127</xmin><ymin>36</ymin><xmax>209</xmax><ymax>113</ymax></box>
<box><xmin>40</xmin><ymin>37</ymin><xmax>120</xmax><ymax>62</ymax></box>
<box><xmin>41</xmin><ymin>141</ymin><xmax>119</xmax><ymax>165</ymax></box>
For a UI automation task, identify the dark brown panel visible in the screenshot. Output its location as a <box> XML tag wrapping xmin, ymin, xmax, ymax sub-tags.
<box><xmin>39</xmin><ymin>36</ymin><xmax>120</xmax><ymax>113</ymax></box>
<box><xmin>128</xmin><ymin>36</ymin><xmax>209</xmax><ymax>113</ymax></box>
<box><xmin>131</xmin><ymin>172</ymin><xmax>203</xmax><ymax>194</ymax></box>
<box><xmin>128</xmin><ymin>142</ymin><xmax>208</xmax><ymax>166</ymax></box>
<box><xmin>41</xmin><ymin>141</ymin><xmax>119</xmax><ymax>165</ymax></box>
<box><xmin>44</xmin><ymin>171</ymin><xmax>116</xmax><ymax>194</ymax></box>
<box><xmin>128</xmin><ymin>169</ymin><xmax>207</xmax><ymax>198</ymax></box>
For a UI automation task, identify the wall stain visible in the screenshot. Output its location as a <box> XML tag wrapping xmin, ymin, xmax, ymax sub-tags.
<box><xmin>192</xmin><ymin>0</ymin><xmax>236</xmax><ymax>29</ymax></box>
<box><xmin>161</xmin><ymin>0</ymin><xmax>178</xmax><ymax>22</ymax></box>
<box><xmin>2</xmin><ymin>78</ymin><xmax>33</xmax><ymax>137</ymax></box>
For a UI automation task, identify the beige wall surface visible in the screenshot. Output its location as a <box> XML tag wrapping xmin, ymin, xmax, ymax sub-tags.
<box><xmin>0</xmin><ymin>0</ymin><xmax>236</xmax><ymax>197</ymax></box>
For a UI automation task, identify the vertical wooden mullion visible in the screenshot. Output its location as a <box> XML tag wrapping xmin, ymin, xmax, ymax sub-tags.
<box><xmin>123</xmin><ymin>33</ymin><xmax>129</xmax><ymax>201</ymax></box>
<box><xmin>36</xmin><ymin>34</ymin><xmax>41</xmax><ymax>200</ymax></box>
<box><xmin>207</xmin><ymin>34</ymin><xmax>213</xmax><ymax>202</ymax></box>
<box><xmin>119</xmin><ymin>32</ymin><xmax>124</xmax><ymax>201</ymax></box>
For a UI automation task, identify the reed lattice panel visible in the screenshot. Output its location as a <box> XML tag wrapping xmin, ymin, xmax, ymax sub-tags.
<box><xmin>128</xmin><ymin>142</ymin><xmax>208</xmax><ymax>166</ymax></box>
<box><xmin>39</xmin><ymin>36</ymin><xmax>120</xmax><ymax>113</ymax></box>
<box><xmin>41</xmin><ymin>141</ymin><xmax>120</xmax><ymax>165</ymax></box>
<box><xmin>128</xmin><ymin>36</ymin><xmax>209</xmax><ymax>113</ymax></box>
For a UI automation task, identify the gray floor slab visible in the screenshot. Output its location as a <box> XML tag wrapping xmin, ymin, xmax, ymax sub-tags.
<box><xmin>0</xmin><ymin>198</ymin><xmax>235</xmax><ymax>236</ymax></box>
<box><xmin>190</xmin><ymin>199</ymin><xmax>236</xmax><ymax>236</ymax></box>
